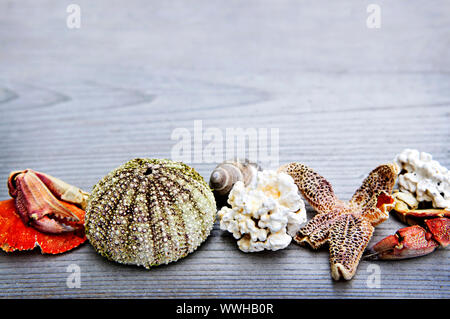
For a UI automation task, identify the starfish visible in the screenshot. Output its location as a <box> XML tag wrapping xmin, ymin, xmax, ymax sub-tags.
<box><xmin>279</xmin><ymin>162</ymin><xmax>399</xmax><ymax>280</ymax></box>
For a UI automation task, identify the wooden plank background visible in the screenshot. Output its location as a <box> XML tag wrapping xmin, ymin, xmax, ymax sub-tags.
<box><xmin>0</xmin><ymin>0</ymin><xmax>448</xmax><ymax>298</ymax></box>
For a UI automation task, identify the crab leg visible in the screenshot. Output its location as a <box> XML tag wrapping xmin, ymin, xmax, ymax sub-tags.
<box><xmin>393</xmin><ymin>208</ymin><xmax>450</xmax><ymax>226</ymax></box>
<box><xmin>364</xmin><ymin>218</ymin><xmax>449</xmax><ymax>260</ymax></box>
<box><xmin>7</xmin><ymin>169</ymin><xmax>88</xmax><ymax>234</ymax></box>
<box><xmin>425</xmin><ymin>218</ymin><xmax>449</xmax><ymax>248</ymax></box>
<box><xmin>29</xmin><ymin>216</ymin><xmax>76</xmax><ymax>234</ymax></box>
<box><xmin>31</xmin><ymin>170</ymin><xmax>89</xmax><ymax>210</ymax></box>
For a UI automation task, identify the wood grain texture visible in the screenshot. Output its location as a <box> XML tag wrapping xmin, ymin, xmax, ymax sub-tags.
<box><xmin>0</xmin><ymin>0</ymin><xmax>449</xmax><ymax>298</ymax></box>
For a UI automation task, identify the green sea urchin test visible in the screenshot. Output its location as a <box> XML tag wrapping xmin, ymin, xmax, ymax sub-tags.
<box><xmin>85</xmin><ymin>158</ymin><xmax>216</xmax><ymax>268</ymax></box>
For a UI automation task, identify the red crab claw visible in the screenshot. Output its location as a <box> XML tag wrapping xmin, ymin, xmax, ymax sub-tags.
<box><xmin>364</xmin><ymin>217</ymin><xmax>449</xmax><ymax>260</ymax></box>
<box><xmin>7</xmin><ymin>169</ymin><xmax>88</xmax><ymax>234</ymax></box>
<box><xmin>425</xmin><ymin>217</ymin><xmax>449</xmax><ymax>248</ymax></box>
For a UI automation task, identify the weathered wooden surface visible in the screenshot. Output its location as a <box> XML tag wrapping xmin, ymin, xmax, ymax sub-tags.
<box><xmin>0</xmin><ymin>0</ymin><xmax>449</xmax><ymax>298</ymax></box>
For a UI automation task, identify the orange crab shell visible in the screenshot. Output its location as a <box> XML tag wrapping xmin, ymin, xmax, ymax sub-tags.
<box><xmin>394</xmin><ymin>207</ymin><xmax>450</xmax><ymax>226</ymax></box>
<box><xmin>0</xmin><ymin>199</ymin><xmax>86</xmax><ymax>254</ymax></box>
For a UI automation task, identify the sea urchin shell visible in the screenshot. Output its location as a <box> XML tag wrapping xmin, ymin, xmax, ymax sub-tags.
<box><xmin>85</xmin><ymin>158</ymin><xmax>216</xmax><ymax>268</ymax></box>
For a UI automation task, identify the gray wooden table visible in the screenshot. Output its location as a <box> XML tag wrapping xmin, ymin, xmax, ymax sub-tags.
<box><xmin>0</xmin><ymin>0</ymin><xmax>449</xmax><ymax>298</ymax></box>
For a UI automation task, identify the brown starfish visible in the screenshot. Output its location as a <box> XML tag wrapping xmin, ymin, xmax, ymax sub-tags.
<box><xmin>279</xmin><ymin>162</ymin><xmax>399</xmax><ymax>280</ymax></box>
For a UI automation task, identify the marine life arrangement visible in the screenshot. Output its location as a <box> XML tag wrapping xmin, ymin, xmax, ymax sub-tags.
<box><xmin>365</xmin><ymin>150</ymin><xmax>449</xmax><ymax>260</ymax></box>
<box><xmin>0</xmin><ymin>149</ymin><xmax>448</xmax><ymax>282</ymax></box>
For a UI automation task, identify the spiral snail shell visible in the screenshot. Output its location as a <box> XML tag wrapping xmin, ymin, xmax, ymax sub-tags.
<box><xmin>209</xmin><ymin>159</ymin><xmax>261</xmax><ymax>201</ymax></box>
<box><xmin>85</xmin><ymin>158</ymin><xmax>216</xmax><ymax>268</ymax></box>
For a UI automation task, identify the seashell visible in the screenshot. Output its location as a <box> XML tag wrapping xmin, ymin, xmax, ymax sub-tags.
<box><xmin>209</xmin><ymin>159</ymin><xmax>261</xmax><ymax>201</ymax></box>
<box><xmin>85</xmin><ymin>158</ymin><xmax>216</xmax><ymax>268</ymax></box>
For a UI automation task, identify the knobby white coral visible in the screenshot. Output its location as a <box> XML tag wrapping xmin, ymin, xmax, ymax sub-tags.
<box><xmin>217</xmin><ymin>170</ymin><xmax>307</xmax><ymax>252</ymax></box>
<box><xmin>394</xmin><ymin>149</ymin><xmax>450</xmax><ymax>209</ymax></box>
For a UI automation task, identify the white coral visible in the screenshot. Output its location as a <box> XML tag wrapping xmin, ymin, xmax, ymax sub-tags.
<box><xmin>217</xmin><ymin>170</ymin><xmax>307</xmax><ymax>252</ymax></box>
<box><xmin>394</xmin><ymin>149</ymin><xmax>450</xmax><ymax>210</ymax></box>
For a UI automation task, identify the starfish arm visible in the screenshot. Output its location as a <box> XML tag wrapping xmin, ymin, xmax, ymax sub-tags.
<box><xmin>350</xmin><ymin>163</ymin><xmax>398</xmax><ymax>226</ymax></box>
<box><xmin>350</xmin><ymin>163</ymin><xmax>398</xmax><ymax>209</ymax></box>
<box><xmin>294</xmin><ymin>205</ymin><xmax>348</xmax><ymax>249</ymax></box>
<box><xmin>279</xmin><ymin>162</ymin><xmax>340</xmax><ymax>215</ymax></box>
<box><xmin>294</xmin><ymin>214</ymin><xmax>330</xmax><ymax>249</ymax></box>
<box><xmin>359</xmin><ymin>191</ymin><xmax>395</xmax><ymax>226</ymax></box>
<box><xmin>328</xmin><ymin>214</ymin><xmax>374</xmax><ymax>280</ymax></box>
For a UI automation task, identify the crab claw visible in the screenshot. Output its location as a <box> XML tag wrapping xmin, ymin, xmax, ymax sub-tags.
<box><xmin>29</xmin><ymin>215</ymin><xmax>76</xmax><ymax>234</ymax></box>
<box><xmin>425</xmin><ymin>218</ymin><xmax>450</xmax><ymax>248</ymax></box>
<box><xmin>364</xmin><ymin>225</ymin><xmax>439</xmax><ymax>260</ymax></box>
<box><xmin>7</xmin><ymin>169</ymin><xmax>89</xmax><ymax>234</ymax></box>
